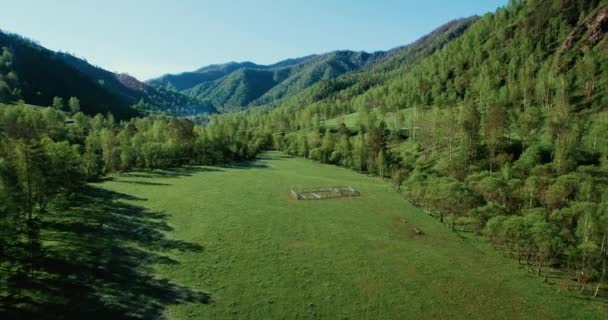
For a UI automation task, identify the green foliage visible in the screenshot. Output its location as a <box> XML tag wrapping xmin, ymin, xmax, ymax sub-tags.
<box><xmin>173</xmin><ymin>52</ymin><xmax>385</xmax><ymax>112</ymax></box>
<box><xmin>0</xmin><ymin>103</ymin><xmax>268</xmax><ymax>310</ymax></box>
<box><xmin>0</xmin><ymin>31</ymin><xmax>215</xmax><ymax>119</ymax></box>
<box><xmin>237</xmin><ymin>0</ymin><xmax>608</xmax><ymax>296</ymax></box>
<box><xmin>68</xmin><ymin>96</ymin><xmax>80</xmax><ymax>114</ymax></box>
<box><xmin>51</xmin><ymin>96</ymin><xmax>64</xmax><ymax>110</ymax></box>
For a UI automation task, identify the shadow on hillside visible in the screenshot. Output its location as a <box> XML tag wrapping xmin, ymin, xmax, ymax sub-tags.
<box><xmin>0</xmin><ymin>186</ymin><xmax>210</xmax><ymax>320</ymax></box>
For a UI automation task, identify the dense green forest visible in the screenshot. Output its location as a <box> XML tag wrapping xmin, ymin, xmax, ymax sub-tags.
<box><xmin>1</xmin><ymin>0</ymin><xmax>608</xmax><ymax>316</ymax></box>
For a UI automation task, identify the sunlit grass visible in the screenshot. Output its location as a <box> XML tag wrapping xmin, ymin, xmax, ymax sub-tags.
<box><xmin>97</xmin><ymin>152</ymin><xmax>607</xmax><ymax>319</ymax></box>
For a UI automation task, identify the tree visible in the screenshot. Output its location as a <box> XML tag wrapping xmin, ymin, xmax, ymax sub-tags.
<box><xmin>429</xmin><ymin>177</ymin><xmax>478</xmax><ymax>230</ymax></box>
<box><xmin>68</xmin><ymin>96</ymin><xmax>81</xmax><ymax>114</ymax></box>
<box><xmin>511</xmin><ymin>105</ymin><xmax>543</xmax><ymax>149</ymax></box>
<box><xmin>484</xmin><ymin>104</ymin><xmax>507</xmax><ymax>172</ymax></box>
<box><xmin>594</xmin><ymin>191</ymin><xmax>608</xmax><ymax>297</ymax></box>
<box><xmin>9</xmin><ymin>138</ymin><xmax>56</xmax><ymax>281</ymax></box>
<box><xmin>354</xmin><ymin>133</ymin><xmax>367</xmax><ymax>173</ymax></box>
<box><xmin>377</xmin><ymin>149</ymin><xmax>388</xmax><ymax>178</ymax></box>
<box><xmin>524</xmin><ymin>175</ymin><xmax>541</xmax><ymax>209</ymax></box>
<box><xmin>52</xmin><ymin>96</ymin><xmax>65</xmax><ymax>111</ymax></box>
<box><xmin>0</xmin><ymin>47</ymin><xmax>20</xmax><ymax>102</ymax></box>
<box><xmin>460</xmin><ymin>103</ymin><xmax>480</xmax><ymax>164</ymax></box>
<box><xmin>527</xmin><ymin>213</ymin><xmax>563</xmax><ymax>279</ymax></box>
<box><xmin>320</xmin><ymin>129</ymin><xmax>336</xmax><ymax>164</ymax></box>
<box><xmin>392</xmin><ymin>169</ymin><xmax>407</xmax><ymax>191</ymax></box>
<box><xmin>577</xmin><ymin>50</ymin><xmax>599</xmax><ymax>100</ymax></box>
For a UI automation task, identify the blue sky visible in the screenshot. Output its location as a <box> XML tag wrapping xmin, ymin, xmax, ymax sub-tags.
<box><xmin>0</xmin><ymin>0</ymin><xmax>506</xmax><ymax>80</ymax></box>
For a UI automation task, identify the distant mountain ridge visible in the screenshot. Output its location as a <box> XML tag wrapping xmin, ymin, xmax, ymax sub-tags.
<box><xmin>148</xmin><ymin>17</ymin><xmax>478</xmax><ymax>113</ymax></box>
<box><xmin>0</xmin><ymin>15</ymin><xmax>478</xmax><ymax>117</ymax></box>
<box><xmin>149</xmin><ymin>56</ymin><xmax>319</xmax><ymax>92</ymax></box>
<box><xmin>148</xmin><ymin>51</ymin><xmax>386</xmax><ymax>112</ymax></box>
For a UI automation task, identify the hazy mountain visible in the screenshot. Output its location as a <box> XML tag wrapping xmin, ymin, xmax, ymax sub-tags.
<box><xmin>178</xmin><ymin>52</ymin><xmax>384</xmax><ymax>112</ymax></box>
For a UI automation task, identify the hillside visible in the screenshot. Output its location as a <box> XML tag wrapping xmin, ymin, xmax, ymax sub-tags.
<box><xmin>149</xmin><ymin>57</ymin><xmax>315</xmax><ymax>92</ymax></box>
<box><xmin>260</xmin><ymin>0</ymin><xmax>608</xmax><ymax>126</ymax></box>
<box><xmin>148</xmin><ymin>17</ymin><xmax>478</xmax><ymax>113</ymax></box>
<box><xmin>0</xmin><ymin>31</ymin><xmax>138</xmax><ymax>119</ymax></box>
<box><xmin>149</xmin><ymin>52</ymin><xmax>384</xmax><ymax>112</ymax></box>
<box><xmin>0</xmin><ymin>30</ymin><xmax>215</xmax><ymax>118</ymax></box>
<box><xmin>189</xmin><ymin>52</ymin><xmax>388</xmax><ymax>112</ymax></box>
<box><xmin>57</xmin><ymin>53</ymin><xmax>217</xmax><ymax>116</ymax></box>
<box><xmin>247</xmin><ymin>0</ymin><xmax>608</xmax><ymax>301</ymax></box>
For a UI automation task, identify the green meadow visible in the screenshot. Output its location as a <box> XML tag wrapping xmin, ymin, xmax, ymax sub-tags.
<box><xmin>91</xmin><ymin>152</ymin><xmax>607</xmax><ymax>319</ymax></box>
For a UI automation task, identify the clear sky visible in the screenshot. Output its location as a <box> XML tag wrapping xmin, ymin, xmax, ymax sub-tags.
<box><xmin>0</xmin><ymin>0</ymin><xmax>506</xmax><ymax>80</ymax></box>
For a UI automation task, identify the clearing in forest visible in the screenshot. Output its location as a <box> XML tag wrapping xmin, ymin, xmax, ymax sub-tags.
<box><xmin>95</xmin><ymin>151</ymin><xmax>607</xmax><ymax>319</ymax></box>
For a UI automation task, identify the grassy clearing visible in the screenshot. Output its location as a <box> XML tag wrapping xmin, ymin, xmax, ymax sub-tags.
<box><xmin>96</xmin><ymin>152</ymin><xmax>607</xmax><ymax>319</ymax></box>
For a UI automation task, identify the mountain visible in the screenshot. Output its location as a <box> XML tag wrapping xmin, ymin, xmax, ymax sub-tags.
<box><xmin>149</xmin><ymin>61</ymin><xmax>260</xmax><ymax>92</ymax></box>
<box><xmin>56</xmin><ymin>53</ymin><xmax>216</xmax><ymax>116</ymax></box>
<box><xmin>148</xmin><ymin>18</ymin><xmax>478</xmax><ymax>113</ymax></box>
<box><xmin>264</xmin><ymin>0</ymin><xmax>608</xmax><ymax>122</ymax></box>
<box><xmin>241</xmin><ymin>16</ymin><xmax>480</xmax><ymax>115</ymax></box>
<box><xmin>0</xmin><ymin>30</ymin><xmax>216</xmax><ymax>118</ymax></box>
<box><xmin>182</xmin><ymin>51</ymin><xmax>385</xmax><ymax>112</ymax></box>
<box><xmin>0</xmin><ymin>31</ymin><xmax>138</xmax><ymax>119</ymax></box>
<box><xmin>148</xmin><ymin>52</ymin><xmax>385</xmax><ymax>112</ymax></box>
<box><xmin>148</xmin><ymin>56</ymin><xmax>318</xmax><ymax>92</ymax></box>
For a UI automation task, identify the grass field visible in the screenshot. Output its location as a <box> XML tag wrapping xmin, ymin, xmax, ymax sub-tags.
<box><xmin>95</xmin><ymin>152</ymin><xmax>607</xmax><ymax>319</ymax></box>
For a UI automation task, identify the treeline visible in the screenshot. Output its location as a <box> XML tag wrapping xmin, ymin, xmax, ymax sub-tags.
<box><xmin>239</xmin><ymin>0</ymin><xmax>608</xmax><ymax>295</ymax></box>
<box><xmin>0</xmin><ymin>104</ymin><xmax>270</xmax><ymax>303</ymax></box>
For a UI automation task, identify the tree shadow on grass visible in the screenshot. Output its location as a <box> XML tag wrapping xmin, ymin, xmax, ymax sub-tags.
<box><xmin>119</xmin><ymin>166</ymin><xmax>224</xmax><ymax>180</ymax></box>
<box><xmin>222</xmin><ymin>161</ymin><xmax>270</xmax><ymax>169</ymax></box>
<box><xmin>0</xmin><ymin>186</ymin><xmax>210</xmax><ymax>320</ymax></box>
<box><xmin>113</xmin><ymin>180</ymin><xmax>173</xmax><ymax>186</ymax></box>
<box><xmin>257</xmin><ymin>153</ymin><xmax>288</xmax><ymax>160</ymax></box>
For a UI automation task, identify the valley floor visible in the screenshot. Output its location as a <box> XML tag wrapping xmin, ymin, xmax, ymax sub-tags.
<box><xmin>96</xmin><ymin>152</ymin><xmax>607</xmax><ymax>319</ymax></box>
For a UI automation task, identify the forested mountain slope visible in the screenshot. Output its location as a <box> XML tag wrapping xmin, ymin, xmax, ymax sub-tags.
<box><xmin>150</xmin><ymin>51</ymin><xmax>385</xmax><ymax>112</ymax></box>
<box><xmin>0</xmin><ymin>30</ymin><xmax>215</xmax><ymax>118</ymax></box>
<box><xmin>58</xmin><ymin>54</ymin><xmax>217</xmax><ymax>116</ymax></box>
<box><xmin>244</xmin><ymin>17</ymin><xmax>479</xmax><ymax>122</ymax></box>
<box><xmin>246</xmin><ymin>0</ymin><xmax>608</xmax><ymax>295</ymax></box>
<box><xmin>148</xmin><ymin>57</ymin><xmax>316</xmax><ymax>92</ymax></box>
<box><xmin>149</xmin><ymin>17</ymin><xmax>478</xmax><ymax>113</ymax></box>
<box><xmin>0</xmin><ymin>31</ymin><xmax>138</xmax><ymax>119</ymax></box>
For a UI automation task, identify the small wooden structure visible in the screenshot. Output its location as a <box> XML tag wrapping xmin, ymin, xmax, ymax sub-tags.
<box><xmin>290</xmin><ymin>186</ymin><xmax>360</xmax><ymax>200</ymax></box>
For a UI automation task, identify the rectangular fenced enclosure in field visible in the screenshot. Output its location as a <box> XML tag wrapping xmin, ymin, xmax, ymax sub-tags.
<box><xmin>290</xmin><ymin>186</ymin><xmax>360</xmax><ymax>200</ymax></box>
